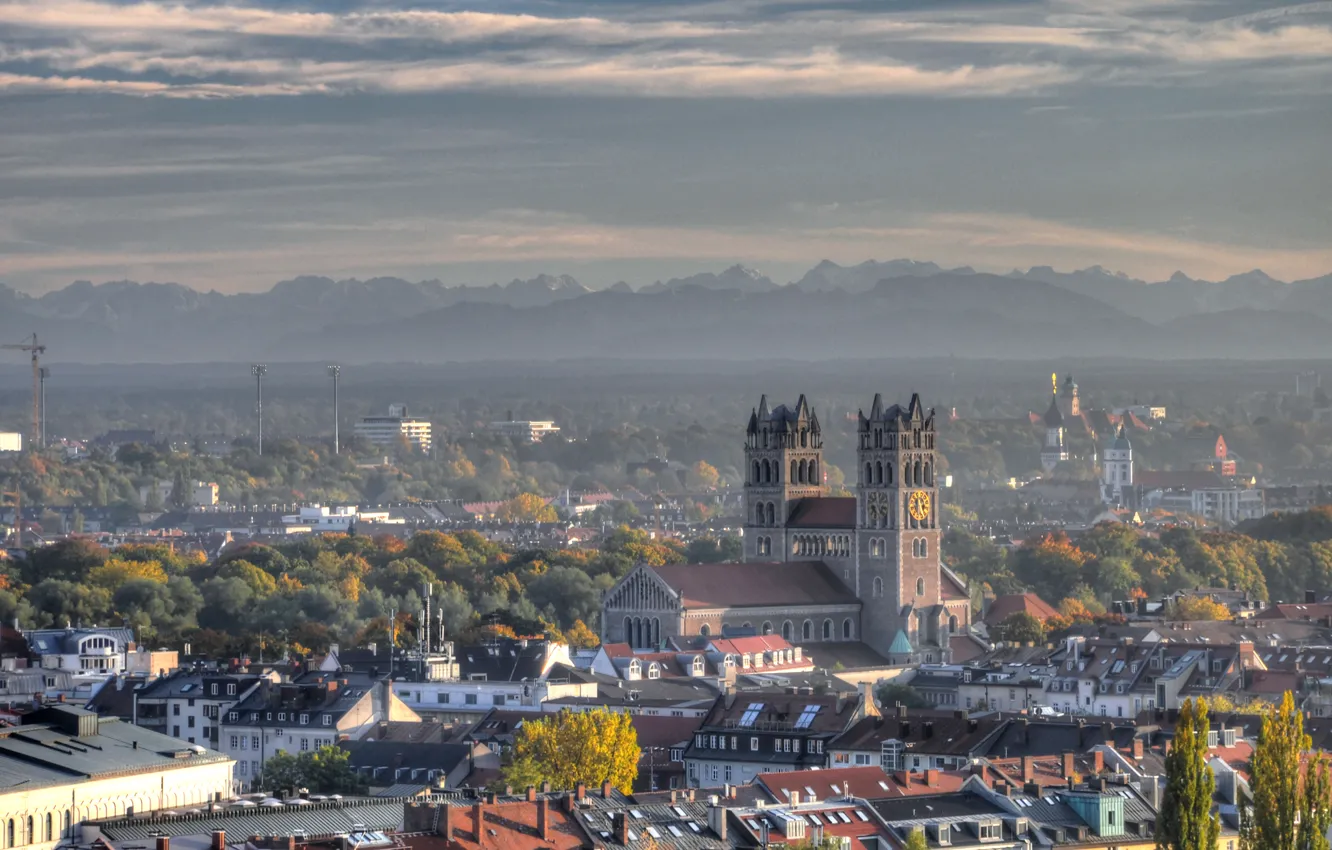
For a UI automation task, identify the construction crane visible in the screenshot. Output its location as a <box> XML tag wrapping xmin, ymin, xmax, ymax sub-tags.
<box><xmin>1</xmin><ymin>333</ymin><xmax>45</xmax><ymax>449</ymax></box>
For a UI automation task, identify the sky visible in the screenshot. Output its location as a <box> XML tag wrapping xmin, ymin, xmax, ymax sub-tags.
<box><xmin>1</xmin><ymin>0</ymin><xmax>1330</xmax><ymax>294</ymax></box>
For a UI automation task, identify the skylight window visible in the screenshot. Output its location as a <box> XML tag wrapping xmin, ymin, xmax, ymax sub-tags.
<box><xmin>856</xmin><ymin>812</ymin><xmax>869</xmax><ymax>822</ymax></box>
<box><xmin>668</xmin><ymin>826</ymin><xmax>684</xmax><ymax>838</ymax></box>
<box><xmin>795</xmin><ymin>705</ymin><xmax>822</xmax><ymax>729</ymax></box>
<box><xmin>739</xmin><ymin>703</ymin><xmax>764</xmax><ymax>727</ymax></box>
<box><xmin>671</xmin><ymin>807</ymin><xmax>687</xmax><ymax>818</ymax></box>
<box><xmin>647</xmin><ymin>827</ymin><xmax>662</xmax><ymax>838</ymax></box>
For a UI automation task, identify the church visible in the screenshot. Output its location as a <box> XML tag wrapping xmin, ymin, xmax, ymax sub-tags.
<box><xmin>601</xmin><ymin>392</ymin><xmax>972</xmax><ymax>665</ymax></box>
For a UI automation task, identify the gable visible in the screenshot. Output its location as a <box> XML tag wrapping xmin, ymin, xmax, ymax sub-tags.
<box><xmin>604</xmin><ymin>563</ymin><xmax>681</xmax><ymax>612</ymax></box>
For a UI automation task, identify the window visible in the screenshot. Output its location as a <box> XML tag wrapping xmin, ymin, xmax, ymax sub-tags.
<box><xmin>916</xmin><ymin>577</ymin><xmax>926</xmax><ymax>596</ymax></box>
<box><xmin>322</xmin><ymin>714</ymin><xmax>332</xmax><ymax>726</ymax></box>
<box><xmin>188</xmin><ymin>716</ymin><xmax>195</xmax><ymax>728</ymax></box>
<box><xmin>822</xmin><ymin>619</ymin><xmax>832</xmax><ymax>640</ymax></box>
<box><xmin>724</xmin><ymin>765</ymin><xmax>732</xmax><ymax>782</ymax></box>
<box><xmin>751</xmin><ymin>737</ymin><xmax>759</xmax><ymax>751</ymax></box>
<box><xmin>173</xmin><ymin>704</ymin><xmax>181</xmax><ymax>716</ymax></box>
<box><xmin>802</xmin><ymin>620</ymin><xmax>813</xmax><ymax>640</ymax></box>
<box><xmin>300</xmin><ymin>738</ymin><xmax>309</xmax><ymax>751</ymax></box>
<box><xmin>251</xmin><ymin>735</ymin><xmax>259</xmax><ymax>749</ymax></box>
<box><xmin>211</xmin><ymin>683</ymin><xmax>219</xmax><ymax>696</ymax></box>
<box><xmin>173</xmin><ymin>725</ymin><xmax>180</xmax><ymax>737</ymax></box>
<box><xmin>228</xmin><ymin>711</ymin><xmax>238</xmax><ymax>722</ymax></box>
<box><xmin>227</xmin><ymin>683</ymin><xmax>236</xmax><ymax>695</ymax></box>
<box><xmin>465</xmin><ymin>694</ymin><xmax>478</xmax><ymax>705</ymax></box>
<box><xmin>842</xmin><ymin>619</ymin><xmax>853</xmax><ymax>640</ymax></box>
<box><xmin>239</xmin><ymin>762</ymin><xmax>248</xmax><ymax>776</ymax></box>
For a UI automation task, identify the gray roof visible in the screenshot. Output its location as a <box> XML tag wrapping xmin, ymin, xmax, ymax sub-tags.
<box><xmin>95</xmin><ymin>798</ymin><xmax>408</xmax><ymax>841</ymax></box>
<box><xmin>0</xmin><ymin>706</ymin><xmax>229</xmax><ymax>791</ymax></box>
<box><xmin>577</xmin><ymin>799</ymin><xmax>737</xmax><ymax>850</ymax></box>
<box><xmin>26</xmin><ymin>627</ymin><xmax>134</xmax><ymax>655</ymax></box>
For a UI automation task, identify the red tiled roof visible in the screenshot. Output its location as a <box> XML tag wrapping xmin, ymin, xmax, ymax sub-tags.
<box><xmin>758</xmin><ymin>767</ymin><xmax>965</xmax><ymax>802</ymax></box>
<box><xmin>1256</xmin><ymin>603</ymin><xmax>1332</xmax><ymax>621</ymax></box>
<box><xmin>1246</xmin><ymin>670</ymin><xmax>1301</xmax><ymax>695</ymax></box>
<box><xmin>709</xmin><ymin>635</ymin><xmax>795</xmax><ymax>655</ymax></box>
<box><xmin>983</xmin><ymin>593</ymin><xmax>1059</xmax><ymax>626</ymax></box>
<box><xmin>738</xmin><ymin>802</ymin><xmax>892</xmax><ymax>847</ymax></box>
<box><xmin>949</xmin><ymin>634</ymin><xmax>988</xmax><ymax>664</ymax></box>
<box><xmin>787</xmin><ymin>497</ymin><xmax>857</xmax><ymax>529</ymax></box>
<box><xmin>415</xmin><ymin>801</ymin><xmax>585</xmax><ymax>850</ymax></box>
<box><xmin>630</xmin><ymin>714</ymin><xmax>703</xmax><ymax>749</ymax></box>
<box><xmin>653</xmin><ymin>562</ymin><xmax>858</xmax><ymax>609</ymax></box>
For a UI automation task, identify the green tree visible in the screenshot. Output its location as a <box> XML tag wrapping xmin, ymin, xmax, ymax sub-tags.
<box><xmin>504</xmin><ymin>708</ymin><xmax>639</xmax><ymax>793</ymax></box>
<box><xmin>1245</xmin><ymin>691</ymin><xmax>1312</xmax><ymax>850</ymax></box>
<box><xmin>1159</xmin><ymin>697</ymin><xmax>1220</xmax><ymax>850</ymax></box>
<box><xmin>904</xmin><ymin>828</ymin><xmax>929</xmax><ymax>850</ymax></box>
<box><xmin>874</xmin><ymin>683</ymin><xmax>931</xmax><ymax>710</ymax></box>
<box><xmin>1300</xmin><ymin>752</ymin><xmax>1332</xmax><ymax>850</ymax></box>
<box><xmin>992</xmin><ymin>611</ymin><xmax>1047</xmax><ymax>644</ymax></box>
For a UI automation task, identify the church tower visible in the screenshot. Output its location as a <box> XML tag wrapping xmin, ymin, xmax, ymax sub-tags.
<box><xmin>1041</xmin><ymin>391</ymin><xmax>1068</xmax><ymax>473</ymax></box>
<box><xmin>1058</xmin><ymin>373</ymin><xmax>1080</xmax><ymax>419</ymax></box>
<box><xmin>1101</xmin><ymin>425</ymin><xmax>1133</xmax><ymax>504</ymax></box>
<box><xmin>743</xmin><ymin>394</ymin><xmax>825</xmax><ymax>559</ymax></box>
<box><xmin>855</xmin><ymin>393</ymin><xmax>942</xmax><ymax>659</ymax></box>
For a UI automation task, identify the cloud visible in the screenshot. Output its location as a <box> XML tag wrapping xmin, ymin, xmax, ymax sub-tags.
<box><xmin>0</xmin><ymin>0</ymin><xmax>1328</xmax><ymax>99</ymax></box>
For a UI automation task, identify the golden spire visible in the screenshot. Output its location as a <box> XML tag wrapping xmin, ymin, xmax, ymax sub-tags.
<box><xmin>1051</xmin><ymin>372</ymin><xmax>1057</xmax><ymax>394</ymax></box>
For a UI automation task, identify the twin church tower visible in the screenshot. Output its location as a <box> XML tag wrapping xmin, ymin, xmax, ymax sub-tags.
<box><xmin>742</xmin><ymin>393</ymin><xmax>970</xmax><ymax>662</ymax></box>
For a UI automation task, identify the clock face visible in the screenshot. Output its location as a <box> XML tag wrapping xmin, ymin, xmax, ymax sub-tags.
<box><xmin>908</xmin><ymin>490</ymin><xmax>931</xmax><ymax>522</ymax></box>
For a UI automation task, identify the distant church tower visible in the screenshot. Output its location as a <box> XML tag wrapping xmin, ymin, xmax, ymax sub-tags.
<box><xmin>1101</xmin><ymin>425</ymin><xmax>1133</xmax><ymax>504</ymax></box>
<box><xmin>743</xmin><ymin>395</ymin><xmax>825</xmax><ymax>559</ymax></box>
<box><xmin>1041</xmin><ymin>379</ymin><xmax>1069</xmax><ymax>473</ymax></box>
<box><xmin>1058</xmin><ymin>374</ymin><xmax>1080</xmax><ymax>419</ymax></box>
<box><xmin>855</xmin><ymin>393</ymin><xmax>948</xmax><ymax>661</ymax></box>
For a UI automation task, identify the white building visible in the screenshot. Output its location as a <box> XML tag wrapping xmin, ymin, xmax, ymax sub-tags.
<box><xmin>487</xmin><ymin>417</ymin><xmax>561</xmax><ymax>442</ymax></box>
<box><xmin>25</xmin><ymin>627</ymin><xmax>177</xmax><ymax>681</ymax></box>
<box><xmin>0</xmin><ymin>433</ymin><xmax>20</xmax><ymax>453</ymax></box>
<box><xmin>355</xmin><ymin>404</ymin><xmax>432</xmax><ymax>452</ymax></box>
<box><xmin>280</xmin><ymin>505</ymin><xmax>402</xmax><ymax>530</ymax></box>
<box><xmin>1040</xmin><ymin>394</ymin><xmax>1068</xmax><ymax>473</ymax></box>
<box><xmin>0</xmin><ymin>705</ymin><xmax>234</xmax><ymax>850</ymax></box>
<box><xmin>1101</xmin><ymin>425</ymin><xmax>1133</xmax><ymax>505</ymax></box>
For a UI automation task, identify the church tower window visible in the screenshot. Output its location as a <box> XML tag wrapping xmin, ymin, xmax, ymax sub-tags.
<box><xmin>916</xmin><ymin>577</ymin><xmax>926</xmax><ymax>597</ymax></box>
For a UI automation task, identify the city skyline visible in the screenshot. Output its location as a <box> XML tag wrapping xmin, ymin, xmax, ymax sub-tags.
<box><xmin>1</xmin><ymin>0</ymin><xmax>1330</xmax><ymax>293</ymax></box>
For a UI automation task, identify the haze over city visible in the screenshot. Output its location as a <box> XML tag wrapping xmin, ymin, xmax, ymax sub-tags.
<box><xmin>2</xmin><ymin>0</ymin><xmax>1331</xmax><ymax>293</ymax></box>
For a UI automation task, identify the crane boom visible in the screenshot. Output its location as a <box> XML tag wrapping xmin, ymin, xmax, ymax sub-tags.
<box><xmin>1</xmin><ymin>333</ymin><xmax>45</xmax><ymax>449</ymax></box>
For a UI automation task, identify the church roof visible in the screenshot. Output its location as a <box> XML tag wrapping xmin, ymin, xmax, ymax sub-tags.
<box><xmin>748</xmin><ymin>393</ymin><xmax>820</xmax><ymax>435</ymax></box>
<box><xmin>888</xmin><ymin>630</ymin><xmax>914</xmax><ymax>655</ymax></box>
<box><xmin>1043</xmin><ymin>393</ymin><xmax>1063</xmax><ymax>428</ymax></box>
<box><xmin>652</xmin><ymin>561</ymin><xmax>858</xmax><ymax>609</ymax></box>
<box><xmin>859</xmin><ymin>392</ymin><xmax>934</xmax><ymax>431</ymax></box>
<box><xmin>786</xmin><ymin>496</ymin><xmax>857</xmax><ymax>529</ymax></box>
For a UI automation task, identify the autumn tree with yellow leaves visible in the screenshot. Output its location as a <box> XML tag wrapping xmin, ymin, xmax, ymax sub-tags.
<box><xmin>504</xmin><ymin>708</ymin><xmax>639</xmax><ymax>793</ymax></box>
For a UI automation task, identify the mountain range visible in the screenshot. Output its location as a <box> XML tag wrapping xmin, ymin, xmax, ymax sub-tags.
<box><xmin>4</xmin><ymin>261</ymin><xmax>1332</xmax><ymax>363</ymax></box>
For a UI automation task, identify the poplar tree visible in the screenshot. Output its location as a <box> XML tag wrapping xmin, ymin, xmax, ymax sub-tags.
<box><xmin>1159</xmin><ymin>698</ymin><xmax>1221</xmax><ymax>850</ymax></box>
<box><xmin>1246</xmin><ymin>692</ymin><xmax>1306</xmax><ymax>850</ymax></box>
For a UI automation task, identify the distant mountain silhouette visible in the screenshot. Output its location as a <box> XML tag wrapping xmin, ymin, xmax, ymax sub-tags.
<box><xmin>3</xmin><ymin>261</ymin><xmax>1332</xmax><ymax>363</ymax></box>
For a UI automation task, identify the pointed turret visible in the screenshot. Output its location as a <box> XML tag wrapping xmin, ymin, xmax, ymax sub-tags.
<box><xmin>757</xmin><ymin>394</ymin><xmax>770</xmax><ymax>419</ymax></box>
<box><xmin>1043</xmin><ymin>393</ymin><xmax>1063</xmax><ymax>428</ymax></box>
<box><xmin>870</xmin><ymin>392</ymin><xmax>883</xmax><ymax>421</ymax></box>
<box><xmin>1112</xmin><ymin>423</ymin><xmax>1131</xmax><ymax>451</ymax></box>
<box><xmin>907</xmin><ymin>392</ymin><xmax>924</xmax><ymax>421</ymax></box>
<box><xmin>747</xmin><ymin>408</ymin><xmax>759</xmax><ymax>435</ymax></box>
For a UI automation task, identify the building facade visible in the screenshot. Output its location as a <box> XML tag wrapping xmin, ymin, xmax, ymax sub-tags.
<box><xmin>603</xmin><ymin>391</ymin><xmax>970</xmax><ymax>664</ymax></box>
<box><xmin>355</xmin><ymin>404</ymin><xmax>432</xmax><ymax>452</ymax></box>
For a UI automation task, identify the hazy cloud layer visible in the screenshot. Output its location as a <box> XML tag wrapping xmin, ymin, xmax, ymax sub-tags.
<box><xmin>1</xmin><ymin>0</ymin><xmax>1330</xmax><ymax>291</ymax></box>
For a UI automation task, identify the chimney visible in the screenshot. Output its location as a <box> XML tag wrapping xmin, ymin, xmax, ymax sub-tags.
<box><xmin>790</xmin><ymin>791</ymin><xmax>801</xmax><ymax>805</ymax></box>
<box><xmin>210</xmin><ymin>832</ymin><xmax>225</xmax><ymax>850</ymax></box>
<box><xmin>614</xmin><ymin>813</ymin><xmax>630</xmax><ymax>845</ymax></box>
<box><xmin>993</xmin><ymin>782</ymin><xmax>1011</xmax><ymax>797</ymax></box>
<box><xmin>440</xmin><ymin>804</ymin><xmax>456</xmax><ymax>840</ymax></box>
<box><xmin>1024</xmin><ymin>781</ymin><xmax>1041</xmax><ymax>798</ymax></box>
<box><xmin>541</xmin><ymin>781</ymin><xmax>551</xmax><ymax>793</ymax></box>
<box><xmin>1021</xmin><ymin>756</ymin><xmax>1035</xmax><ymax>782</ymax></box>
<box><xmin>1133</xmin><ymin>738</ymin><xmax>1145</xmax><ymax>760</ymax></box>
<box><xmin>537</xmin><ymin>799</ymin><xmax>550</xmax><ymax>842</ymax></box>
<box><xmin>472</xmin><ymin>803</ymin><xmax>484</xmax><ymax>847</ymax></box>
<box><xmin>1093</xmin><ymin>750</ymin><xmax>1105</xmax><ymax>774</ymax></box>
<box><xmin>575</xmin><ymin>782</ymin><xmax>587</xmax><ymax>801</ymax></box>
<box><xmin>1062</xmin><ymin>752</ymin><xmax>1075</xmax><ymax>779</ymax></box>
<box><xmin>898</xmin><ymin>771</ymin><xmax>912</xmax><ymax>789</ymax></box>
<box><xmin>526</xmin><ymin>785</ymin><xmax>537</xmax><ymax>802</ymax></box>
<box><xmin>925</xmin><ymin>769</ymin><xmax>939</xmax><ymax>788</ymax></box>
<box><xmin>157</xmin><ymin>837</ymin><xmax>170</xmax><ymax>850</ymax></box>
<box><xmin>670</xmin><ymin>791</ymin><xmax>678</xmax><ymax>804</ymax></box>
<box><xmin>708</xmin><ymin>804</ymin><xmax>728</xmax><ymax>841</ymax></box>
<box><xmin>859</xmin><ymin>681</ymin><xmax>880</xmax><ymax>717</ymax></box>
<box><xmin>602</xmin><ymin>780</ymin><xmax>613</xmax><ymax>799</ymax></box>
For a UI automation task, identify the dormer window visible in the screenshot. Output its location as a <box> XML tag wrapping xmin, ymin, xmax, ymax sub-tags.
<box><xmin>647</xmin><ymin>664</ymin><xmax>661</xmax><ymax>680</ymax></box>
<box><xmin>300</xmin><ymin>713</ymin><xmax>309</xmax><ymax>725</ymax></box>
<box><xmin>322</xmin><ymin>714</ymin><xmax>332</xmax><ymax>726</ymax></box>
<box><xmin>1208</xmin><ymin>731</ymin><xmax>1218</xmax><ymax>747</ymax></box>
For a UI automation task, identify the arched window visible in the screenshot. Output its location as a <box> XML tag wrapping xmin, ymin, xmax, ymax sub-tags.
<box><xmin>887</xmin><ymin>463</ymin><xmax>893</xmax><ymax>485</ymax></box>
<box><xmin>753</xmin><ymin>460</ymin><xmax>761</xmax><ymax>483</ymax></box>
<box><xmin>822</xmin><ymin>619</ymin><xmax>833</xmax><ymax>640</ymax></box>
<box><xmin>24</xmin><ymin>817</ymin><xmax>31</xmax><ymax>846</ymax></box>
<box><xmin>62</xmin><ymin>813</ymin><xmax>70</xmax><ymax>838</ymax></box>
<box><xmin>802</xmin><ymin>620</ymin><xmax>813</xmax><ymax>641</ymax></box>
<box><xmin>920</xmin><ymin>538</ymin><xmax>929</xmax><ymax>558</ymax></box>
<box><xmin>865</xmin><ymin>462</ymin><xmax>873</xmax><ymax>485</ymax></box>
<box><xmin>842</xmin><ymin>619</ymin><xmax>853</xmax><ymax>639</ymax></box>
<box><xmin>766</xmin><ymin>502</ymin><xmax>775</xmax><ymax>526</ymax></box>
<box><xmin>8</xmin><ymin>819</ymin><xmax>14</xmax><ymax>847</ymax></box>
<box><xmin>624</xmin><ymin>617</ymin><xmax>632</xmax><ymax>646</ymax></box>
<box><xmin>782</xmin><ymin>621</ymin><xmax>793</xmax><ymax>640</ymax></box>
<box><xmin>810</xmin><ymin>459</ymin><xmax>819</xmax><ymax>483</ymax></box>
<box><xmin>798</xmin><ymin>458</ymin><xmax>807</xmax><ymax>484</ymax></box>
<box><xmin>875</xmin><ymin>461</ymin><xmax>883</xmax><ymax>485</ymax></box>
<box><xmin>762</xmin><ymin>621</ymin><xmax>773</xmax><ymax>635</ymax></box>
<box><xmin>791</xmin><ymin>460</ymin><xmax>798</xmax><ymax>482</ymax></box>
<box><xmin>755</xmin><ymin>502</ymin><xmax>766</xmax><ymax>525</ymax></box>
<box><xmin>873</xmin><ymin>576</ymin><xmax>884</xmax><ymax>597</ymax></box>
<box><xmin>914</xmin><ymin>459</ymin><xmax>922</xmax><ymax>486</ymax></box>
<box><xmin>924</xmin><ymin>460</ymin><xmax>933</xmax><ymax>486</ymax></box>
<box><xmin>801</xmin><ymin>429</ymin><xmax>808</xmax><ymax>448</ymax></box>
<box><xmin>916</xmin><ymin>577</ymin><xmax>926</xmax><ymax>596</ymax></box>
<box><xmin>948</xmin><ymin>615</ymin><xmax>959</xmax><ymax>634</ymax></box>
<box><xmin>699</xmin><ymin>623</ymin><xmax>711</xmax><ymax>637</ymax></box>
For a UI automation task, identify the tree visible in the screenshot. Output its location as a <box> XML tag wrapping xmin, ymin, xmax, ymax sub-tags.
<box><xmin>1170</xmin><ymin>595</ymin><xmax>1231</xmax><ymax>621</ymax></box>
<box><xmin>565</xmin><ymin>619</ymin><xmax>601</xmax><ymax>649</ymax></box>
<box><xmin>527</xmin><ymin>567</ymin><xmax>600</xmax><ymax>628</ymax></box>
<box><xmin>497</xmin><ymin>493</ymin><xmax>558</xmax><ymax>523</ymax></box>
<box><xmin>1300</xmin><ymin>752</ymin><xmax>1332</xmax><ymax>850</ymax></box>
<box><xmin>505</xmin><ymin>708</ymin><xmax>639</xmax><ymax>793</ymax></box>
<box><xmin>1159</xmin><ymin>697</ymin><xmax>1220</xmax><ymax>850</ymax></box>
<box><xmin>992</xmin><ymin>611</ymin><xmax>1047</xmax><ymax>644</ymax></box>
<box><xmin>874</xmin><ymin>683</ymin><xmax>931</xmax><ymax>710</ymax></box>
<box><xmin>689</xmin><ymin>461</ymin><xmax>720</xmax><ymax>490</ymax></box>
<box><xmin>1245</xmin><ymin>691</ymin><xmax>1312</xmax><ymax>850</ymax></box>
<box><xmin>904</xmin><ymin>828</ymin><xmax>929</xmax><ymax>850</ymax></box>
<box><xmin>255</xmin><ymin>746</ymin><xmax>363</xmax><ymax>794</ymax></box>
